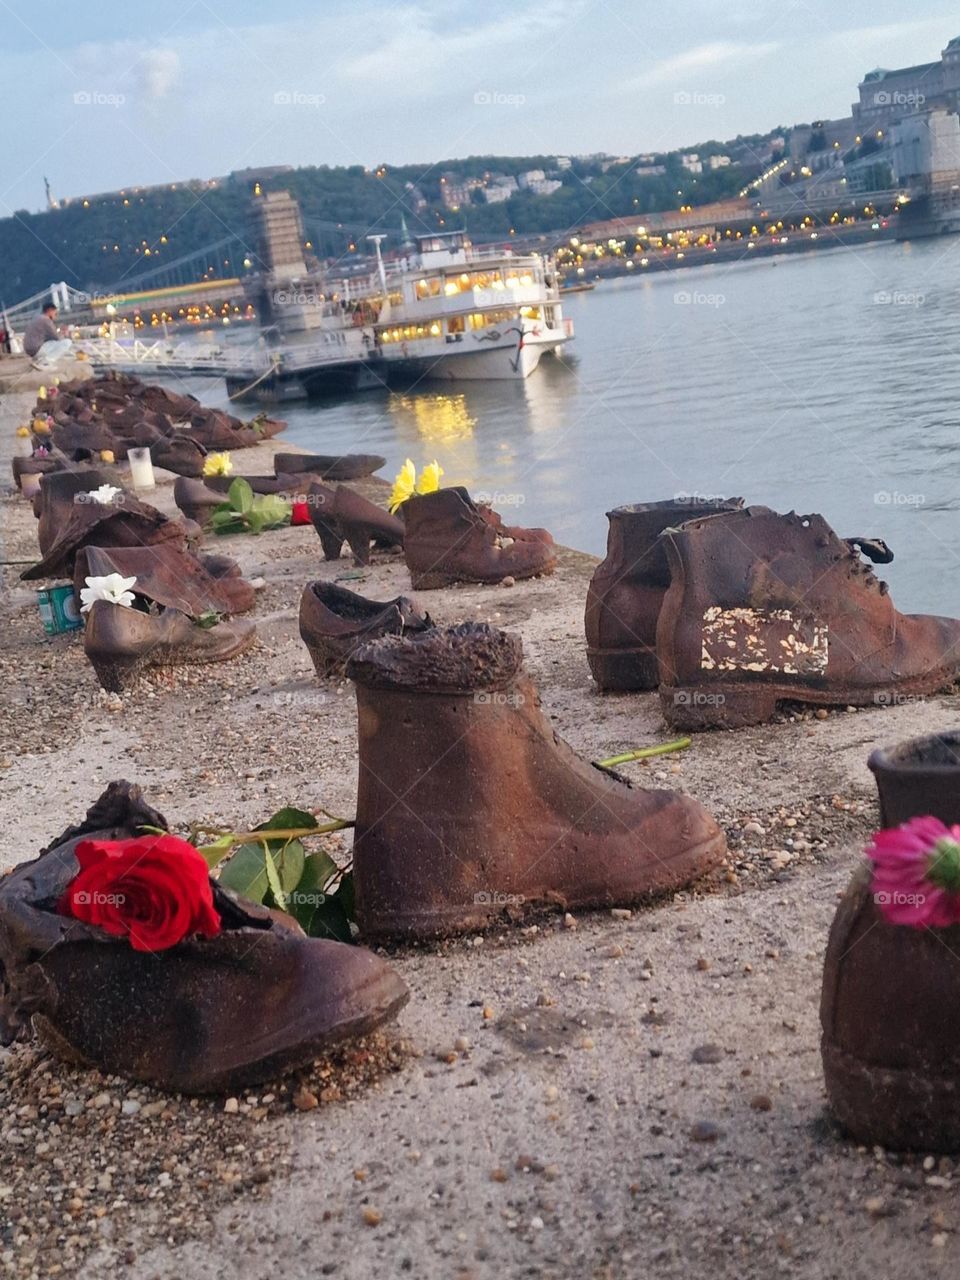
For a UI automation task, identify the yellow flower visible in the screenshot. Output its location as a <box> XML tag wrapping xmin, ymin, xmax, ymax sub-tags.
<box><xmin>99</xmin><ymin>449</ymin><xmax>116</xmax><ymax>464</ymax></box>
<box><xmin>15</xmin><ymin>426</ymin><xmax>30</xmax><ymax>438</ymax></box>
<box><xmin>37</xmin><ymin>386</ymin><xmax>46</xmax><ymax>400</ymax></box>
<box><xmin>388</xmin><ymin>458</ymin><xmax>417</xmax><ymax>513</ymax></box>
<box><xmin>203</xmin><ymin>451</ymin><xmax>233</xmax><ymax>477</ymax></box>
<box><xmin>32</xmin><ymin>417</ymin><xmax>51</xmax><ymax>435</ymax></box>
<box><xmin>416</xmin><ymin>460</ymin><xmax>444</xmax><ymax>495</ymax></box>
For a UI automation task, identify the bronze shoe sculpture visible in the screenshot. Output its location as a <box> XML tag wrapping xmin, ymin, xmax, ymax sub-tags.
<box><xmin>347</xmin><ymin>622</ymin><xmax>726</xmax><ymax>939</ymax></box>
<box><xmin>656</xmin><ymin>506</ymin><xmax>960</xmax><ymax>730</ymax></box>
<box><xmin>275</xmin><ymin>452</ymin><xmax>385</xmax><ymax>481</ymax></box>
<box><xmin>12</xmin><ymin>455</ymin><xmax>64</xmax><ymax>490</ymax></box>
<box><xmin>34</xmin><ymin>467</ymin><xmax>118</xmax><ymax>554</ymax></box>
<box><xmin>83</xmin><ymin>599</ymin><xmax>256</xmax><ymax>691</ymax></box>
<box><xmin>476</xmin><ymin>500</ymin><xmax>555</xmax><ymax>547</ymax></box>
<box><xmin>299</xmin><ymin>581</ymin><xmax>431</xmax><ymax>677</ymax></box>
<box><xmin>150</xmin><ymin>436</ymin><xmax>207</xmax><ymax>477</ymax></box>
<box><xmin>585</xmin><ymin>498</ymin><xmax>744</xmax><ymax>691</ymax></box>
<box><xmin>307</xmin><ymin>482</ymin><xmax>404</xmax><ymax>565</ymax></box>
<box><xmin>74</xmin><ymin>544</ymin><xmax>256</xmax><ymax>619</ymax></box>
<box><xmin>173</xmin><ymin>475</ymin><xmax>225</xmax><ymax>528</ymax></box>
<box><xmin>868</xmin><ymin>730</ymin><xmax>960</xmax><ymax>828</ymax></box>
<box><xmin>202</xmin><ymin>472</ymin><xmax>310</xmax><ymax>497</ymax></box>
<box><xmin>821</xmin><ymin>736</ymin><xmax>960</xmax><ymax>1151</ymax></box>
<box><xmin>401</xmin><ymin>487</ymin><xmax>557</xmax><ymax>589</ymax></box>
<box><xmin>23</xmin><ymin>490</ymin><xmax>183</xmax><ymax>581</ymax></box>
<box><xmin>0</xmin><ymin>781</ymin><xmax>409</xmax><ymax>1094</ymax></box>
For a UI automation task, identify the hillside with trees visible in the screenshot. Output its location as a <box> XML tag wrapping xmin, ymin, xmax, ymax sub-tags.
<box><xmin>0</xmin><ymin>142</ymin><xmax>771</xmax><ymax>303</ymax></box>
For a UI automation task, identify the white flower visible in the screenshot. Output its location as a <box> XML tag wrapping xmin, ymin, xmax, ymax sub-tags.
<box><xmin>80</xmin><ymin>574</ymin><xmax>138</xmax><ymax>614</ymax></box>
<box><xmin>87</xmin><ymin>484</ymin><xmax>122</xmax><ymax>505</ymax></box>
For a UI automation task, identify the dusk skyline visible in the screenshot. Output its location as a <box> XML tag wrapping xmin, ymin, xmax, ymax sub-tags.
<box><xmin>1</xmin><ymin>2</ymin><xmax>957</xmax><ymax>213</ymax></box>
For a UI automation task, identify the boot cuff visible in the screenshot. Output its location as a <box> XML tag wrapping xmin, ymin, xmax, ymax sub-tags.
<box><xmin>348</xmin><ymin>622</ymin><xmax>522</xmax><ymax>691</ymax></box>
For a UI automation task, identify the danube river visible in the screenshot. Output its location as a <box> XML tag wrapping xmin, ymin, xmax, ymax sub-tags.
<box><xmin>198</xmin><ymin>238</ymin><xmax>960</xmax><ymax>613</ymax></box>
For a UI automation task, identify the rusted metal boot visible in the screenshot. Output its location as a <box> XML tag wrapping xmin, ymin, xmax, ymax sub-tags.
<box><xmin>657</xmin><ymin>506</ymin><xmax>960</xmax><ymax>729</ymax></box>
<box><xmin>35</xmin><ymin>468</ymin><xmax>116</xmax><ymax>554</ymax></box>
<box><xmin>83</xmin><ymin>600</ymin><xmax>256</xmax><ymax>691</ymax></box>
<box><xmin>23</xmin><ymin>491</ymin><xmax>184</xmax><ymax>581</ymax></box>
<box><xmin>0</xmin><ymin>781</ymin><xmax>409</xmax><ymax>1094</ymax></box>
<box><xmin>299</xmin><ymin>581</ymin><xmax>431</xmax><ymax>677</ymax></box>
<box><xmin>585</xmin><ymin>498</ymin><xmax>743</xmax><ymax>691</ymax></box>
<box><xmin>347</xmin><ymin>622</ymin><xmax>726</xmax><ymax>939</ymax></box>
<box><xmin>401</xmin><ymin>488</ymin><xmax>557</xmax><ymax>589</ymax></box>
<box><xmin>868</xmin><ymin>731</ymin><xmax>960</xmax><ymax>827</ymax></box>
<box><xmin>821</xmin><ymin>740</ymin><xmax>960</xmax><ymax>1151</ymax></box>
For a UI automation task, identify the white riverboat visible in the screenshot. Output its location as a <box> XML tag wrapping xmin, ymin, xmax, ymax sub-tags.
<box><xmin>342</xmin><ymin>231</ymin><xmax>573</xmax><ymax>381</ymax></box>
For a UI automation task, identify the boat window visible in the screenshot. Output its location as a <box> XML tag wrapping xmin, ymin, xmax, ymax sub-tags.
<box><xmin>447</xmin><ymin>316</ymin><xmax>465</xmax><ymax>334</ymax></box>
<box><xmin>415</xmin><ymin>278</ymin><xmax>442</xmax><ymax>299</ymax></box>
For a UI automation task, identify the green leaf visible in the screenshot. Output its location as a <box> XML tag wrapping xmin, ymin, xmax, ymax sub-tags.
<box><xmin>256</xmin><ymin>807</ymin><xmax>317</xmax><ymax>837</ymax></box>
<box><xmin>299</xmin><ymin>848</ymin><xmax>339</xmax><ymax>895</ymax></box>
<box><xmin>198</xmin><ymin>833</ymin><xmax>235</xmax><ymax>870</ymax></box>
<box><xmin>263</xmin><ymin>845</ymin><xmax>287</xmax><ymax>911</ymax></box>
<box><xmin>228</xmin><ymin>477</ymin><xmax>254</xmax><ymax>514</ymax></box>
<box><xmin>337</xmin><ymin>869</ymin><xmax>355</xmax><ymax>921</ymax></box>
<box><xmin>218</xmin><ymin>841</ymin><xmax>271</xmax><ymax>902</ymax></box>
<box><xmin>259</xmin><ymin>495</ymin><xmax>292</xmax><ymax>528</ymax></box>
<box><xmin>308</xmin><ymin>894</ymin><xmax>352</xmax><ymax>943</ymax></box>
<box><xmin>246</xmin><ymin>509</ymin><xmax>266</xmax><ymax>535</ymax></box>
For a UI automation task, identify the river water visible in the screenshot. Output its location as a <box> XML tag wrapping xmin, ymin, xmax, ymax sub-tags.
<box><xmin>193</xmin><ymin>238</ymin><xmax>960</xmax><ymax>614</ymax></box>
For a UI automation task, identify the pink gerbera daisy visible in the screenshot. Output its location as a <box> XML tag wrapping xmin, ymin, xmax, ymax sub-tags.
<box><xmin>867</xmin><ymin>815</ymin><xmax>960</xmax><ymax>928</ymax></box>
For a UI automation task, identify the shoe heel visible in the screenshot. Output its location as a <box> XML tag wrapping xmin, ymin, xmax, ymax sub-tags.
<box><xmin>660</xmin><ymin>683</ymin><xmax>780</xmax><ymax>730</ymax></box>
<box><xmin>587</xmin><ymin>646</ymin><xmax>659</xmax><ymax>692</ymax></box>
<box><xmin>87</xmin><ymin>653</ymin><xmax>144</xmax><ymax>693</ymax></box>
<box><xmin>344</xmin><ymin>526</ymin><xmax>373</xmax><ymax>566</ymax></box>
<box><xmin>312</xmin><ymin>519</ymin><xmax>344</xmax><ymax>561</ymax></box>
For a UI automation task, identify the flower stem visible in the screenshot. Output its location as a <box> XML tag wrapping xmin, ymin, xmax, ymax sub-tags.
<box><xmin>596</xmin><ymin>738</ymin><xmax>692</xmax><ymax>769</ymax></box>
<box><xmin>191</xmin><ymin>819</ymin><xmax>354</xmax><ymax>845</ymax></box>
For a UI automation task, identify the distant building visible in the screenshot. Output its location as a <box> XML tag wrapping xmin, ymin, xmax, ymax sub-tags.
<box><xmin>680</xmin><ymin>153</ymin><xmax>703</xmax><ymax>173</ymax></box>
<box><xmin>892</xmin><ymin>108</ymin><xmax>960</xmax><ymax>183</ymax></box>
<box><xmin>525</xmin><ymin>178</ymin><xmax>563</xmax><ymax>197</ymax></box>
<box><xmin>635</xmin><ymin>164</ymin><xmax>666</xmax><ymax>177</ymax></box>
<box><xmin>554</xmin><ymin>156</ymin><xmax>572</xmax><ymax>169</ymax></box>
<box><xmin>856</xmin><ymin>36</ymin><xmax>960</xmax><ymax>126</ymax></box>
<box><xmin>440</xmin><ymin>176</ymin><xmax>482</xmax><ymax>209</ymax></box>
<box><xmin>707</xmin><ymin>155</ymin><xmax>732</xmax><ymax>170</ymax></box>
<box><xmin>600</xmin><ymin>156</ymin><xmax>633</xmax><ymax>173</ymax></box>
<box><xmin>482</xmin><ymin>185</ymin><xmax>514</xmax><ymax>204</ymax></box>
<box><xmin>404</xmin><ymin>182</ymin><xmax>428</xmax><ymax>212</ymax></box>
<box><xmin>517</xmin><ymin>169</ymin><xmax>546</xmax><ymax>188</ymax></box>
<box><xmin>254</xmin><ymin>190</ymin><xmax>308</xmax><ymax>278</ymax></box>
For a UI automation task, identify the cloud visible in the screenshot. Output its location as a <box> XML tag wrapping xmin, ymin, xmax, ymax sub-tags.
<box><xmin>338</xmin><ymin>1</ymin><xmax>582</xmax><ymax>95</ymax></box>
<box><xmin>624</xmin><ymin>41</ymin><xmax>780</xmax><ymax>90</ymax></box>
<box><xmin>136</xmin><ymin>48</ymin><xmax>180</xmax><ymax>102</ymax></box>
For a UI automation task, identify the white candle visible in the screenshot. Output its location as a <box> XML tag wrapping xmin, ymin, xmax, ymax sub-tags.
<box><xmin>128</xmin><ymin>446</ymin><xmax>156</xmax><ymax>490</ymax></box>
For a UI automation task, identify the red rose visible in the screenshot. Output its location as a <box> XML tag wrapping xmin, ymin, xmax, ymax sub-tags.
<box><xmin>57</xmin><ymin>834</ymin><xmax>221</xmax><ymax>952</ymax></box>
<box><xmin>291</xmin><ymin>500</ymin><xmax>311</xmax><ymax>526</ymax></box>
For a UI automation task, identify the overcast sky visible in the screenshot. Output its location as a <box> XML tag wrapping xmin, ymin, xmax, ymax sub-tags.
<box><xmin>1</xmin><ymin>1</ymin><xmax>956</xmax><ymax>213</ymax></box>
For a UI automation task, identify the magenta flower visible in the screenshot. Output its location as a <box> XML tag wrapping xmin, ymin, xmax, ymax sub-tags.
<box><xmin>867</xmin><ymin>816</ymin><xmax>960</xmax><ymax>928</ymax></box>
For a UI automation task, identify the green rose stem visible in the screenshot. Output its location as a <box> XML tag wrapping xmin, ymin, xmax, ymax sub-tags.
<box><xmin>596</xmin><ymin>738</ymin><xmax>692</xmax><ymax>769</ymax></box>
<box><xmin>190</xmin><ymin>819</ymin><xmax>354</xmax><ymax>847</ymax></box>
